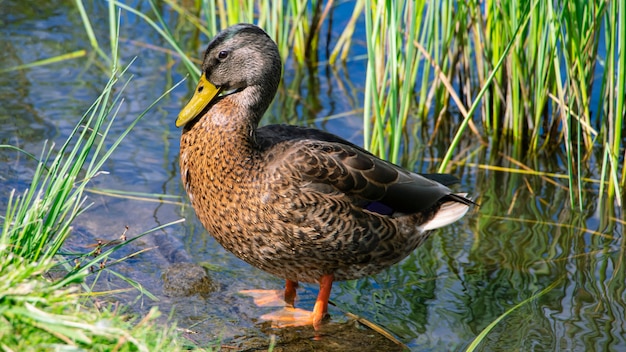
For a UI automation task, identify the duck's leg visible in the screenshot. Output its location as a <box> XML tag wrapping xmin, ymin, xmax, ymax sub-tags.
<box><xmin>284</xmin><ymin>279</ymin><xmax>299</xmax><ymax>307</ymax></box>
<box><xmin>312</xmin><ymin>274</ymin><xmax>334</xmax><ymax>329</ymax></box>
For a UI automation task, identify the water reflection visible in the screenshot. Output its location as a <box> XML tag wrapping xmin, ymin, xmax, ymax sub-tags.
<box><xmin>1</xmin><ymin>1</ymin><xmax>624</xmax><ymax>351</ymax></box>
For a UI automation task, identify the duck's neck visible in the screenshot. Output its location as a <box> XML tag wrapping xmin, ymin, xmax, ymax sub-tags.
<box><xmin>234</xmin><ymin>84</ymin><xmax>275</xmax><ymax>122</ymax></box>
<box><xmin>209</xmin><ymin>84</ymin><xmax>274</xmax><ymax>134</ymax></box>
<box><xmin>180</xmin><ymin>84</ymin><xmax>274</xmax><ymax>176</ymax></box>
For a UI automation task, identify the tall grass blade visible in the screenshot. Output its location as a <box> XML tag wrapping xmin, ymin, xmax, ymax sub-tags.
<box><xmin>615</xmin><ymin>0</ymin><xmax>625</xmax><ymax>191</ymax></box>
<box><xmin>465</xmin><ymin>277</ymin><xmax>563</xmax><ymax>352</ymax></box>
<box><xmin>0</xmin><ymin>50</ymin><xmax>86</xmax><ymax>73</ymax></box>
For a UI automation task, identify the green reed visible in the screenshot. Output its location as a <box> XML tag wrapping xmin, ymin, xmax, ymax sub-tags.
<box><xmin>356</xmin><ymin>0</ymin><xmax>623</xmax><ymax>206</ymax></box>
<box><xmin>607</xmin><ymin>0</ymin><xmax>625</xmax><ymax>198</ymax></box>
<box><xmin>460</xmin><ymin>0</ymin><xmax>623</xmax><ymax>205</ymax></box>
<box><xmin>362</xmin><ymin>0</ymin><xmax>424</xmax><ymax>163</ymax></box>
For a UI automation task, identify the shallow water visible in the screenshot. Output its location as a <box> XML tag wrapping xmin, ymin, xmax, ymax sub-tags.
<box><xmin>1</xmin><ymin>1</ymin><xmax>624</xmax><ymax>351</ymax></box>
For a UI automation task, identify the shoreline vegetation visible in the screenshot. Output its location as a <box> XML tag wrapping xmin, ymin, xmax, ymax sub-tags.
<box><xmin>1</xmin><ymin>62</ymin><xmax>189</xmax><ymax>350</ymax></box>
<box><xmin>1</xmin><ymin>1</ymin><xmax>623</xmax><ymax>350</ymax></box>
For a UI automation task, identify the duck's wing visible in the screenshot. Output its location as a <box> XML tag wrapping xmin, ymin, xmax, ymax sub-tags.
<box><xmin>258</xmin><ymin>125</ymin><xmax>472</xmax><ymax>215</ymax></box>
<box><xmin>257</xmin><ymin>125</ymin><xmax>461</xmax><ymax>184</ymax></box>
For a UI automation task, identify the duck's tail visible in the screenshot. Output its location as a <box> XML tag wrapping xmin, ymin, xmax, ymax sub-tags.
<box><xmin>421</xmin><ymin>193</ymin><xmax>475</xmax><ymax>231</ymax></box>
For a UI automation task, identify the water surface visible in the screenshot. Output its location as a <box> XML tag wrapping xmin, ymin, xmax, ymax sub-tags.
<box><xmin>1</xmin><ymin>1</ymin><xmax>623</xmax><ymax>351</ymax></box>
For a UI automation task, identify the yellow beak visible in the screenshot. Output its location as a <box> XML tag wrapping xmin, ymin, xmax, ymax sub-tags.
<box><xmin>176</xmin><ymin>75</ymin><xmax>222</xmax><ymax>127</ymax></box>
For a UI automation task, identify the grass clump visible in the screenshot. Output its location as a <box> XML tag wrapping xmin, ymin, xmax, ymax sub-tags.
<box><xmin>0</xmin><ymin>59</ymin><xmax>189</xmax><ymax>350</ymax></box>
<box><xmin>0</xmin><ymin>253</ymin><xmax>179</xmax><ymax>351</ymax></box>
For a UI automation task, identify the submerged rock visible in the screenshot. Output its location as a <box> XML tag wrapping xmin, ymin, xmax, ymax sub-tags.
<box><xmin>162</xmin><ymin>263</ymin><xmax>216</xmax><ymax>298</ymax></box>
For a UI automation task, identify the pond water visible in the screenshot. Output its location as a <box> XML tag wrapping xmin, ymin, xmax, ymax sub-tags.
<box><xmin>1</xmin><ymin>1</ymin><xmax>624</xmax><ymax>351</ymax></box>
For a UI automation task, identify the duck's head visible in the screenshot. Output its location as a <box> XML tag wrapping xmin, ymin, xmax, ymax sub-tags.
<box><xmin>176</xmin><ymin>24</ymin><xmax>282</xmax><ymax>127</ymax></box>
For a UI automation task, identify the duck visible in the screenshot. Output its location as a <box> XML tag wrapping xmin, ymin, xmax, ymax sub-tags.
<box><xmin>176</xmin><ymin>23</ymin><xmax>474</xmax><ymax>329</ymax></box>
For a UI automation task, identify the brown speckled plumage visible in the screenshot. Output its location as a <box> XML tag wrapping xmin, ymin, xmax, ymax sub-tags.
<box><xmin>177</xmin><ymin>24</ymin><xmax>474</xmax><ymax>327</ymax></box>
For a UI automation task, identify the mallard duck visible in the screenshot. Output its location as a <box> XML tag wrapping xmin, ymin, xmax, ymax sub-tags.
<box><xmin>176</xmin><ymin>23</ymin><xmax>474</xmax><ymax>329</ymax></box>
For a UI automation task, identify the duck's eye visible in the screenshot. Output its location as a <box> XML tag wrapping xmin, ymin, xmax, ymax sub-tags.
<box><xmin>217</xmin><ymin>50</ymin><xmax>229</xmax><ymax>60</ymax></box>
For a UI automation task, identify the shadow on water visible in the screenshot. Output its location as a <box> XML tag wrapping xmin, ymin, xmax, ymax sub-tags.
<box><xmin>1</xmin><ymin>1</ymin><xmax>624</xmax><ymax>350</ymax></box>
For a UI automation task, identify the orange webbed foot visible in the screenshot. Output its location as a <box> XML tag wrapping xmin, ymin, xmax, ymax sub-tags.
<box><xmin>240</xmin><ymin>275</ymin><xmax>334</xmax><ymax>330</ymax></box>
<box><xmin>239</xmin><ymin>289</ymin><xmax>287</xmax><ymax>307</ymax></box>
<box><xmin>240</xmin><ymin>281</ymin><xmax>314</xmax><ymax>328</ymax></box>
<box><xmin>260</xmin><ymin>307</ymin><xmax>315</xmax><ymax>328</ymax></box>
